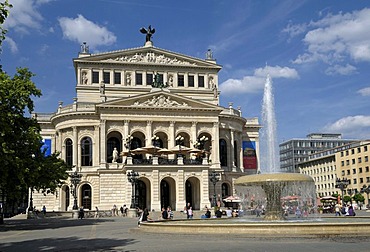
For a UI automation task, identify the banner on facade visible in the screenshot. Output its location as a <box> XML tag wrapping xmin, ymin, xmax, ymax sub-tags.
<box><xmin>243</xmin><ymin>141</ymin><xmax>257</xmax><ymax>170</ymax></box>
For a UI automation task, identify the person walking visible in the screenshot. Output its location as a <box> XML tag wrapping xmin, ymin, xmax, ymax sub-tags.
<box><xmin>95</xmin><ymin>206</ymin><xmax>99</xmax><ymax>218</ymax></box>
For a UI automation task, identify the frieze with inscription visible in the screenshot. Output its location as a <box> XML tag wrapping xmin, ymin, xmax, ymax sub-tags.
<box><xmin>103</xmin><ymin>52</ymin><xmax>197</xmax><ymax>66</ymax></box>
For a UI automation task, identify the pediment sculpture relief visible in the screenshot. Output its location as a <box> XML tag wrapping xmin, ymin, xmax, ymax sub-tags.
<box><xmin>104</xmin><ymin>52</ymin><xmax>197</xmax><ymax>66</ymax></box>
<box><xmin>133</xmin><ymin>95</ymin><xmax>189</xmax><ymax>107</ymax></box>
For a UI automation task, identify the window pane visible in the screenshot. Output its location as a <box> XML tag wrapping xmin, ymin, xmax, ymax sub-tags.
<box><xmin>114</xmin><ymin>72</ymin><xmax>121</xmax><ymax>84</ymax></box>
<box><xmin>147</xmin><ymin>73</ymin><xmax>153</xmax><ymax>85</ymax></box>
<box><xmin>198</xmin><ymin>76</ymin><xmax>204</xmax><ymax>87</ymax></box>
<box><xmin>136</xmin><ymin>73</ymin><xmax>142</xmax><ymax>85</ymax></box>
<box><xmin>188</xmin><ymin>75</ymin><xmax>194</xmax><ymax>87</ymax></box>
<box><xmin>92</xmin><ymin>71</ymin><xmax>99</xmax><ymax>83</ymax></box>
<box><xmin>178</xmin><ymin>74</ymin><xmax>184</xmax><ymax>87</ymax></box>
<box><xmin>103</xmin><ymin>72</ymin><xmax>110</xmax><ymax>84</ymax></box>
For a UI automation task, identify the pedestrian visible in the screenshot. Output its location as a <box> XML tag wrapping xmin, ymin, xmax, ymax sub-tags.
<box><xmin>161</xmin><ymin>207</ymin><xmax>168</xmax><ymax>219</ymax></box>
<box><xmin>42</xmin><ymin>205</ymin><xmax>46</xmax><ymax>216</ymax></box>
<box><xmin>335</xmin><ymin>204</ymin><xmax>341</xmax><ymax>217</ymax></box>
<box><xmin>79</xmin><ymin>206</ymin><xmax>84</xmax><ymax>219</ymax></box>
<box><xmin>204</xmin><ymin>206</ymin><xmax>211</xmax><ymax>218</ymax></box>
<box><xmin>185</xmin><ymin>202</ymin><xmax>191</xmax><ymax>219</ymax></box>
<box><xmin>95</xmin><ymin>206</ymin><xmax>99</xmax><ymax>218</ymax></box>
<box><xmin>188</xmin><ymin>206</ymin><xmax>193</xmax><ymax>219</ymax></box>
<box><xmin>120</xmin><ymin>206</ymin><xmax>124</xmax><ymax>216</ymax></box>
<box><xmin>167</xmin><ymin>206</ymin><xmax>173</xmax><ymax>219</ymax></box>
<box><xmin>138</xmin><ymin>208</ymin><xmax>150</xmax><ymax>227</ymax></box>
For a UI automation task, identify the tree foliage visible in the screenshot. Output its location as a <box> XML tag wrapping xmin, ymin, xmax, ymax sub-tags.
<box><xmin>0</xmin><ymin>68</ymin><xmax>70</xmax><ymax>218</ymax></box>
<box><xmin>0</xmin><ymin>0</ymin><xmax>12</xmax><ymax>53</ymax></box>
<box><xmin>353</xmin><ymin>193</ymin><xmax>365</xmax><ymax>203</ymax></box>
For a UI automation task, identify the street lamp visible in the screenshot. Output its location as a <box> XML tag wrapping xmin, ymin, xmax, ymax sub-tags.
<box><xmin>361</xmin><ymin>185</ymin><xmax>370</xmax><ymax>208</ymax></box>
<box><xmin>335</xmin><ymin>177</ymin><xmax>349</xmax><ymax>206</ymax></box>
<box><xmin>175</xmin><ymin>135</ymin><xmax>184</xmax><ymax>157</ymax></box>
<box><xmin>209</xmin><ymin>171</ymin><xmax>220</xmax><ymax>207</ymax></box>
<box><xmin>29</xmin><ymin>153</ymin><xmax>36</xmax><ymax>212</ymax></box>
<box><xmin>194</xmin><ymin>136</ymin><xmax>209</xmax><ymax>158</ymax></box>
<box><xmin>70</xmin><ymin>170</ymin><xmax>82</xmax><ymax>210</ymax></box>
<box><xmin>127</xmin><ymin>170</ymin><xmax>139</xmax><ymax>209</ymax></box>
<box><xmin>125</xmin><ymin>135</ymin><xmax>133</xmax><ymax>157</ymax></box>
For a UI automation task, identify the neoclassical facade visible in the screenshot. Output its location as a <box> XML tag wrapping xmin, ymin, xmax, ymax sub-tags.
<box><xmin>32</xmin><ymin>39</ymin><xmax>260</xmax><ymax>212</ymax></box>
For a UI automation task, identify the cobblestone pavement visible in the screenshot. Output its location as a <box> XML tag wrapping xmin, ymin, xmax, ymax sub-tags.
<box><xmin>1</xmin><ymin>213</ymin><xmax>370</xmax><ymax>252</ymax></box>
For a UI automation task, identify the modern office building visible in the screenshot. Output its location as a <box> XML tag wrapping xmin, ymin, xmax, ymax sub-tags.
<box><xmin>31</xmin><ymin>35</ymin><xmax>261</xmax><ymax>212</ymax></box>
<box><xmin>280</xmin><ymin>133</ymin><xmax>356</xmax><ymax>173</ymax></box>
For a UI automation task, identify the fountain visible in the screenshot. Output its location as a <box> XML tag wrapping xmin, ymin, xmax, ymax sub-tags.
<box><xmin>139</xmin><ymin>75</ymin><xmax>370</xmax><ymax>237</ymax></box>
<box><xmin>235</xmin><ymin>74</ymin><xmax>316</xmax><ymax>220</ymax></box>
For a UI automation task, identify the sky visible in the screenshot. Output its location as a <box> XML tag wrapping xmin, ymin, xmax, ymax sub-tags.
<box><xmin>2</xmin><ymin>0</ymin><xmax>370</xmax><ymax>143</ymax></box>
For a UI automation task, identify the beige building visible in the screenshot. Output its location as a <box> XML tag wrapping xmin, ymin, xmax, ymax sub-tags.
<box><xmin>299</xmin><ymin>141</ymin><xmax>370</xmax><ymax>200</ymax></box>
<box><xmin>32</xmin><ymin>39</ymin><xmax>261</xmax><ymax>212</ymax></box>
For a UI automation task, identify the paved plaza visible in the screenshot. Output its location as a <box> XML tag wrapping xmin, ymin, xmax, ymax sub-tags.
<box><xmin>1</xmin><ymin>213</ymin><xmax>370</xmax><ymax>252</ymax></box>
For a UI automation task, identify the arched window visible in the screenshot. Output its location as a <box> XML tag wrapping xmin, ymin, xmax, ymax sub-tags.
<box><xmin>107</xmin><ymin>137</ymin><xmax>121</xmax><ymax>163</ymax></box>
<box><xmin>65</xmin><ymin>138</ymin><xmax>73</xmax><ymax>167</ymax></box>
<box><xmin>81</xmin><ymin>137</ymin><xmax>92</xmax><ymax>166</ymax></box>
<box><xmin>219</xmin><ymin>139</ymin><xmax>227</xmax><ymax>167</ymax></box>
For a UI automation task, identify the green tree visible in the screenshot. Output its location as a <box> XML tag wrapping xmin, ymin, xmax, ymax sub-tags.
<box><xmin>0</xmin><ymin>68</ymin><xmax>70</xmax><ymax>223</ymax></box>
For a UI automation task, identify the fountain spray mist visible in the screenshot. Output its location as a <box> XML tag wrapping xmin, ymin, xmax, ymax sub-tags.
<box><xmin>260</xmin><ymin>74</ymin><xmax>280</xmax><ymax>173</ymax></box>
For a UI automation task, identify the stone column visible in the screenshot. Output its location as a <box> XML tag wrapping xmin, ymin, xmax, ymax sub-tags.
<box><xmin>152</xmin><ymin>170</ymin><xmax>161</xmax><ymax>210</ymax></box>
<box><xmin>231</xmin><ymin>130</ymin><xmax>236</xmax><ymax>172</ymax></box>
<box><xmin>168</xmin><ymin>121</ymin><xmax>175</xmax><ymax>159</ymax></box>
<box><xmin>146</xmin><ymin>121</ymin><xmax>152</xmax><ymax>147</ymax></box>
<box><xmin>94</xmin><ymin>125</ymin><xmax>100</xmax><ymax>167</ymax></box>
<box><xmin>100</xmin><ymin>120</ymin><xmax>106</xmax><ymax>165</ymax></box>
<box><xmin>212</xmin><ymin>122</ymin><xmax>220</xmax><ymax>168</ymax></box>
<box><xmin>191</xmin><ymin>121</ymin><xmax>197</xmax><ymax>147</ymax></box>
<box><xmin>73</xmin><ymin>127</ymin><xmax>78</xmax><ymax>167</ymax></box>
<box><xmin>177</xmin><ymin>169</ymin><xmax>186</xmax><ymax>210</ymax></box>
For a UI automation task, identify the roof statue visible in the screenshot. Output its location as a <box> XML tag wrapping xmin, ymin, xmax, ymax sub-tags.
<box><xmin>140</xmin><ymin>25</ymin><xmax>156</xmax><ymax>42</ymax></box>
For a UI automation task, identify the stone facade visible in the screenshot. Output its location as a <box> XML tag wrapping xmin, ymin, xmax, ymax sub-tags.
<box><xmin>32</xmin><ymin>41</ymin><xmax>260</xmax><ymax>212</ymax></box>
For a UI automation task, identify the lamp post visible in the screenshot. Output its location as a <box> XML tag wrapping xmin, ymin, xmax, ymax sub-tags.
<box><xmin>28</xmin><ymin>154</ymin><xmax>36</xmax><ymax>212</ymax></box>
<box><xmin>175</xmin><ymin>135</ymin><xmax>184</xmax><ymax>157</ymax></box>
<box><xmin>70</xmin><ymin>170</ymin><xmax>82</xmax><ymax>210</ymax></box>
<box><xmin>125</xmin><ymin>135</ymin><xmax>133</xmax><ymax>157</ymax></box>
<box><xmin>127</xmin><ymin>170</ymin><xmax>139</xmax><ymax>209</ymax></box>
<box><xmin>335</xmin><ymin>178</ymin><xmax>349</xmax><ymax>206</ymax></box>
<box><xmin>361</xmin><ymin>185</ymin><xmax>370</xmax><ymax>208</ymax></box>
<box><xmin>209</xmin><ymin>171</ymin><xmax>220</xmax><ymax>207</ymax></box>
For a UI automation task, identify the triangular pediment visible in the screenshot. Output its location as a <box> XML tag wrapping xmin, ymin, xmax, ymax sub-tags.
<box><xmin>74</xmin><ymin>46</ymin><xmax>221</xmax><ymax>69</ymax></box>
<box><xmin>97</xmin><ymin>90</ymin><xmax>222</xmax><ymax>111</ymax></box>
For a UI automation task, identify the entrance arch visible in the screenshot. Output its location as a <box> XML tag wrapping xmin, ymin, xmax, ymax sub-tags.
<box><xmin>185</xmin><ymin>177</ymin><xmax>201</xmax><ymax>210</ymax></box>
<box><xmin>81</xmin><ymin>184</ymin><xmax>92</xmax><ymax>210</ymax></box>
<box><xmin>61</xmin><ymin>185</ymin><xmax>70</xmax><ymax>211</ymax></box>
<box><xmin>136</xmin><ymin>178</ymin><xmax>151</xmax><ymax>210</ymax></box>
<box><xmin>160</xmin><ymin>177</ymin><xmax>176</xmax><ymax>210</ymax></box>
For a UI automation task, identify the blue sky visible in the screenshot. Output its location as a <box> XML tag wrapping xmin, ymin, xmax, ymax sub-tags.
<box><xmin>2</xmin><ymin>0</ymin><xmax>370</xmax><ymax>143</ymax></box>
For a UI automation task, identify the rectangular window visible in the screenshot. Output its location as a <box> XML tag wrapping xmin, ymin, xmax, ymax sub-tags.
<box><xmin>103</xmin><ymin>72</ymin><xmax>110</xmax><ymax>84</ymax></box>
<box><xmin>178</xmin><ymin>74</ymin><xmax>184</xmax><ymax>86</ymax></box>
<box><xmin>360</xmin><ymin>178</ymin><xmax>364</xmax><ymax>183</ymax></box>
<box><xmin>366</xmin><ymin>166</ymin><xmax>370</xmax><ymax>172</ymax></box>
<box><xmin>351</xmin><ymin>149</ymin><xmax>355</xmax><ymax>154</ymax></box>
<box><xmin>353</xmin><ymin>168</ymin><xmax>356</xmax><ymax>174</ymax></box>
<box><xmin>358</xmin><ymin>157</ymin><xmax>362</xmax><ymax>163</ymax></box>
<box><xmin>359</xmin><ymin>167</ymin><xmax>363</xmax><ymax>173</ymax></box>
<box><xmin>341</xmin><ymin>161</ymin><xmax>344</xmax><ymax>166</ymax></box>
<box><xmin>341</xmin><ymin>170</ymin><xmax>345</xmax><ymax>176</ymax></box>
<box><xmin>92</xmin><ymin>71</ymin><xmax>99</xmax><ymax>83</ymax></box>
<box><xmin>358</xmin><ymin>147</ymin><xmax>361</xmax><ymax>153</ymax></box>
<box><xmin>346</xmin><ymin>160</ymin><xmax>349</xmax><ymax>165</ymax></box>
<box><xmin>365</xmin><ymin>156</ymin><xmax>368</xmax><ymax>162</ymax></box>
<box><xmin>135</xmin><ymin>73</ymin><xmax>143</xmax><ymax>85</ymax></box>
<box><xmin>114</xmin><ymin>72</ymin><xmax>121</xmax><ymax>84</ymax></box>
<box><xmin>367</xmin><ymin>177</ymin><xmax>370</xmax><ymax>183</ymax></box>
<box><xmin>365</xmin><ymin>146</ymin><xmax>368</xmax><ymax>152</ymax></box>
<box><xmin>146</xmin><ymin>73</ymin><xmax>153</xmax><ymax>86</ymax></box>
<box><xmin>198</xmin><ymin>75</ymin><xmax>204</xmax><ymax>87</ymax></box>
<box><xmin>346</xmin><ymin>150</ymin><xmax>349</xmax><ymax>156</ymax></box>
<box><xmin>352</xmin><ymin>159</ymin><xmax>355</xmax><ymax>165</ymax></box>
<box><xmin>347</xmin><ymin>169</ymin><xmax>350</xmax><ymax>175</ymax></box>
<box><xmin>340</xmin><ymin>152</ymin><xmax>344</xmax><ymax>157</ymax></box>
<box><xmin>188</xmin><ymin>75</ymin><xmax>194</xmax><ymax>87</ymax></box>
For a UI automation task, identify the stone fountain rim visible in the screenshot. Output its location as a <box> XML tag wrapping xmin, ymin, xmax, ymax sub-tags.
<box><xmin>235</xmin><ymin>173</ymin><xmax>314</xmax><ymax>185</ymax></box>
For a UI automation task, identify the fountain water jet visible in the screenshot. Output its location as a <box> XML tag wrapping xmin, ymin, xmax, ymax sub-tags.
<box><xmin>235</xmin><ymin>75</ymin><xmax>315</xmax><ymax>220</ymax></box>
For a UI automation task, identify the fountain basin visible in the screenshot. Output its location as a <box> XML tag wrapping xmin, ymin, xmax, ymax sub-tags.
<box><xmin>139</xmin><ymin>218</ymin><xmax>370</xmax><ymax>237</ymax></box>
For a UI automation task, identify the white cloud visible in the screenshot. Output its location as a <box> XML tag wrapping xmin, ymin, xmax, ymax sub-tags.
<box><xmin>219</xmin><ymin>65</ymin><xmax>299</xmax><ymax>96</ymax></box>
<box><xmin>4</xmin><ymin>37</ymin><xmax>18</xmax><ymax>53</ymax></box>
<box><xmin>325</xmin><ymin>64</ymin><xmax>357</xmax><ymax>76</ymax></box>
<box><xmin>58</xmin><ymin>15</ymin><xmax>117</xmax><ymax>49</ymax></box>
<box><xmin>323</xmin><ymin>115</ymin><xmax>370</xmax><ymax>139</ymax></box>
<box><xmin>292</xmin><ymin>8</ymin><xmax>370</xmax><ymax>68</ymax></box>
<box><xmin>4</xmin><ymin>0</ymin><xmax>44</xmax><ymax>33</ymax></box>
<box><xmin>357</xmin><ymin>87</ymin><xmax>370</xmax><ymax>96</ymax></box>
